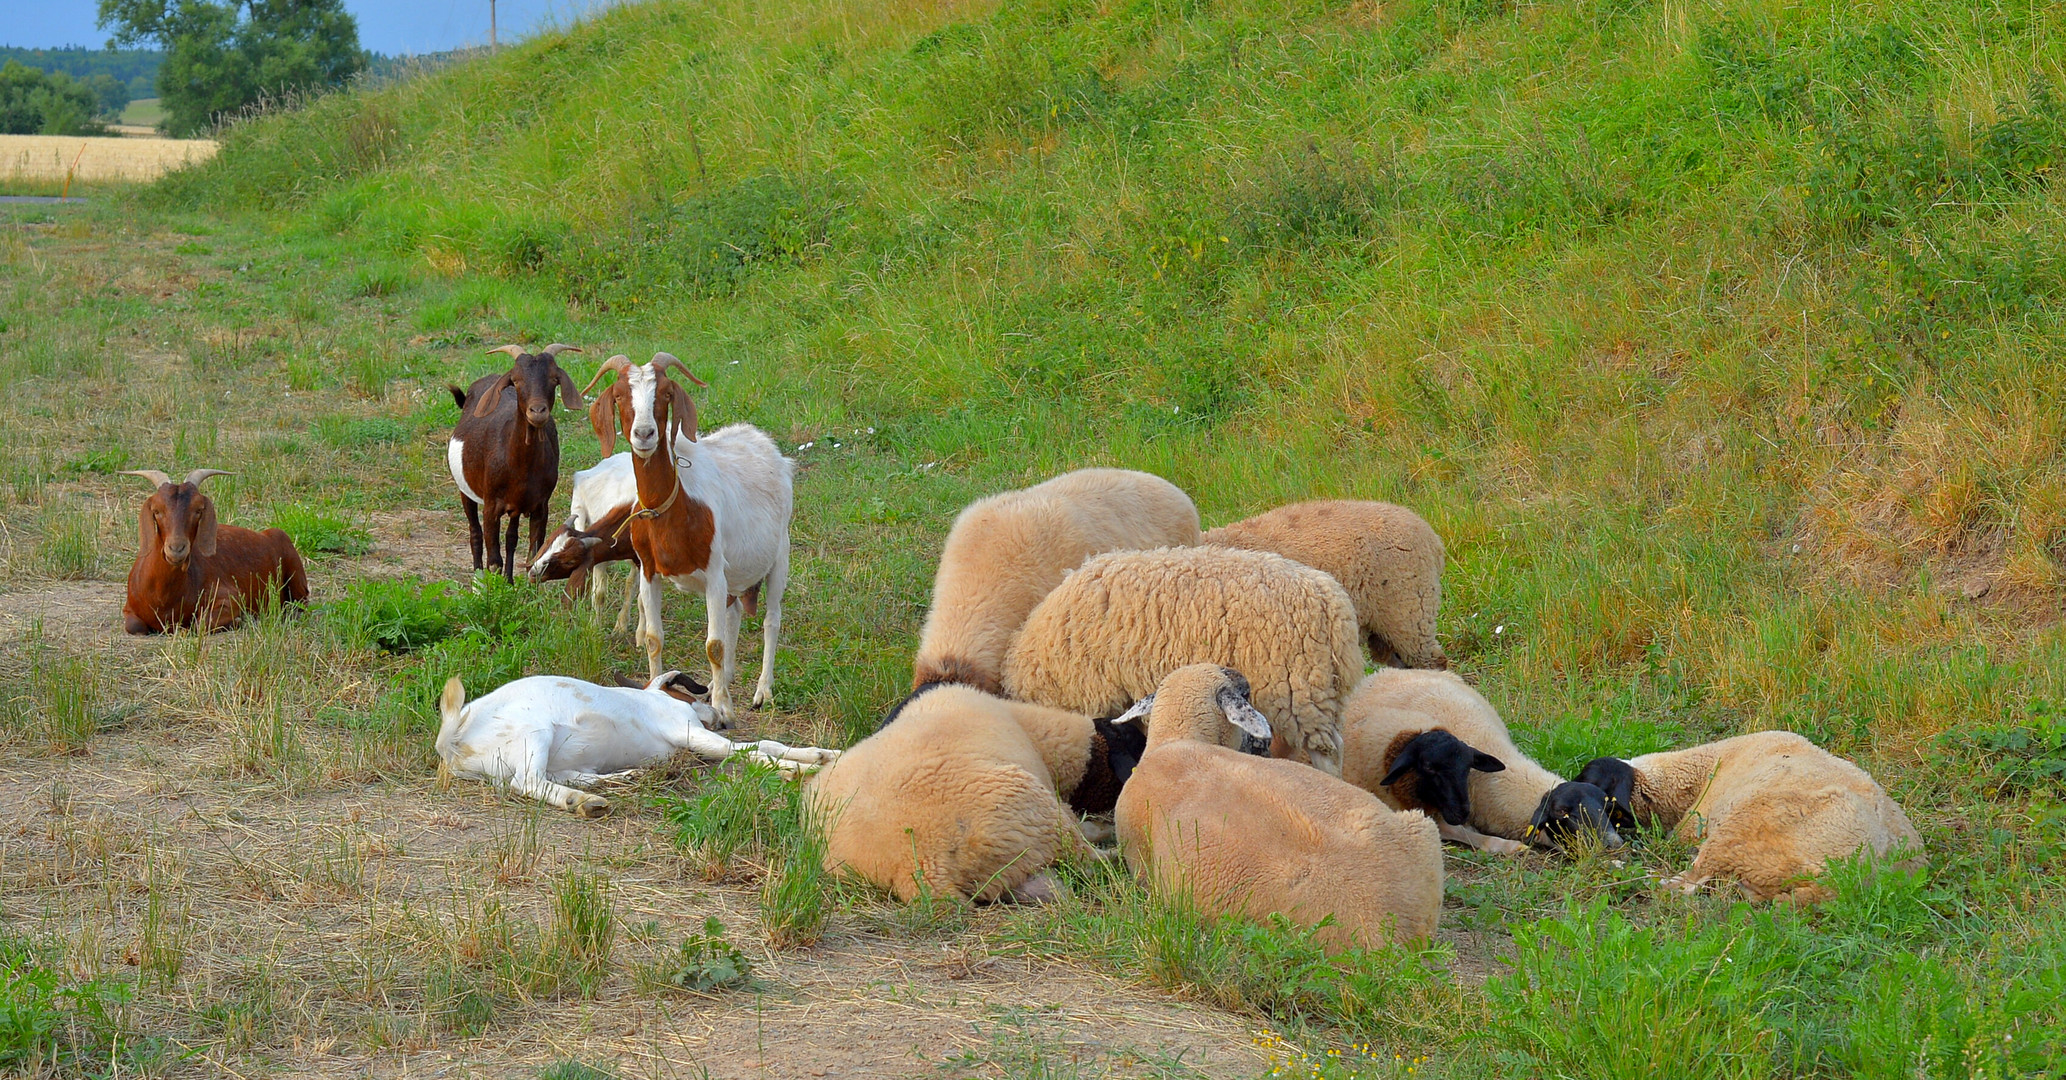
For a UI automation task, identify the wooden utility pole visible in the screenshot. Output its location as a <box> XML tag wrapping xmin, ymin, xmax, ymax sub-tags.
<box><xmin>490</xmin><ymin>0</ymin><xmax>498</xmax><ymax>51</ymax></box>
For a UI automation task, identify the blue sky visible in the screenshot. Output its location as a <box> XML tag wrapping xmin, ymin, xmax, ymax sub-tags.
<box><xmin>3</xmin><ymin>0</ymin><xmax>620</xmax><ymax>57</ymax></box>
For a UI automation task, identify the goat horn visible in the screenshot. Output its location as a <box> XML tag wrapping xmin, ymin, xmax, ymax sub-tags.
<box><xmin>486</xmin><ymin>344</ymin><xmax>526</xmax><ymax>358</ymax></box>
<box><xmin>183</xmin><ymin>469</ymin><xmax>232</xmax><ymax>487</ymax></box>
<box><xmin>580</xmin><ymin>354</ymin><xmax>632</xmax><ymax>396</ymax></box>
<box><xmin>649</xmin><ymin>351</ymin><xmax>708</xmax><ymax>387</ymax></box>
<box><xmin>120</xmin><ymin>469</ymin><xmax>172</xmax><ymax>487</ymax></box>
<box><xmin>541</xmin><ymin>343</ymin><xmax>581</xmax><ymax>356</ymax></box>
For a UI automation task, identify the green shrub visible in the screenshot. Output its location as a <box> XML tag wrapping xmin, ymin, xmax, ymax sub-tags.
<box><xmin>0</xmin><ymin>933</ymin><xmax>136</xmax><ymax>1071</ymax></box>
<box><xmin>328</xmin><ymin>578</ymin><xmax>452</xmax><ymax>651</ymax></box>
<box><xmin>641</xmin><ymin>917</ymin><xmax>759</xmax><ymax>994</ymax></box>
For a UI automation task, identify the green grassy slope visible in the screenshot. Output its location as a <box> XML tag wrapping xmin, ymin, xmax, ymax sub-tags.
<box><xmin>107</xmin><ymin>0</ymin><xmax>2066</xmax><ymax>1071</ymax></box>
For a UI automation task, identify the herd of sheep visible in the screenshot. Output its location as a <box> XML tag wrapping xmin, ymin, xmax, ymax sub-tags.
<box><xmin>113</xmin><ymin>343</ymin><xmax>1925</xmax><ymax>953</ymax></box>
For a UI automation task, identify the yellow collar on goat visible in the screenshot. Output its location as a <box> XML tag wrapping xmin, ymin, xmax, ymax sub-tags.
<box><xmin>614</xmin><ymin>481</ymin><xmax>681</xmax><ymax>541</ymax></box>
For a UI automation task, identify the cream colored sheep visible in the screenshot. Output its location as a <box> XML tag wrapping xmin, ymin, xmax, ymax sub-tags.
<box><xmin>1116</xmin><ymin>665</ymin><xmax>1443</xmax><ymax>953</ymax></box>
<box><xmin>1204</xmin><ymin>500</ymin><xmax>1445</xmax><ymax>669</ymax></box>
<box><xmin>912</xmin><ymin>468</ymin><xmax>1200</xmax><ymax>695</ymax></box>
<box><xmin>1002</xmin><ymin>545</ymin><xmax>1359</xmax><ymax>776</ymax></box>
<box><xmin>1341</xmin><ymin>668</ymin><xmax>1617</xmax><ymax>854</ymax></box>
<box><xmin>806</xmin><ymin>683</ymin><xmax>1147</xmax><ymax>903</ymax></box>
<box><xmin>1577</xmin><ymin>732</ymin><xmax>1923</xmax><ymax>903</ymax></box>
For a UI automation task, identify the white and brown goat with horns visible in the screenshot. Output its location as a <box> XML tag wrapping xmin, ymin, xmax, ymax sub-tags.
<box><xmin>583</xmin><ymin>352</ymin><xmax>794</xmax><ymax>726</ymax></box>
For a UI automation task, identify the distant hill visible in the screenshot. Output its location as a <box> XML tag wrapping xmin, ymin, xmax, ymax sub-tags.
<box><xmin>0</xmin><ymin>46</ymin><xmax>161</xmax><ymax>98</ymax></box>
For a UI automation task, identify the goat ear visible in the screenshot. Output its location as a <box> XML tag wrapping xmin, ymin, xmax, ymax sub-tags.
<box><xmin>193</xmin><ymin>494</ymin><xmax>219</xmax><ymax>558</ymax></box>
<box><xmin>136</xmin><ymin>498</ymin><xmax>161</xmax><ymax>558</ymax></box>
<box><xmin>554</xmin><ymin>365</ymin><xmax>583</xmax><ymax>411</ymax></box>
<box><xmin>1470</xmin><ymin>751</ymin><xmax>1507</xmax><ymax>774</ymax></box>
<box><xmin>471</xmin><ymin>372</ymin><xmax>513</xmax><ymax>417</ymax></box>
<box><xmin>668</xmin><ymin>382</ymin><xmax>699</xmax><ymax>443</ymax></box>
<box><xmin>1378</xmin><ymin>745</ymin><xmax>1421</xmax><ymax>789</ymax></box>
<box><xmin>589</xmin><ymin>385</ymin><xmax>619</xmax><ymax>455</ymax></box>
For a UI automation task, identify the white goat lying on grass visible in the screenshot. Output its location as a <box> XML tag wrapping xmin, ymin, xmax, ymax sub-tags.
<box><xmin>436</xmin><ymin>671</ymin><xmax>841</xmax><ymax>816</ymax></box>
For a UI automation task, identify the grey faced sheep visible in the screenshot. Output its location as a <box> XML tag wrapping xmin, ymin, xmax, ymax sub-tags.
<box><xmin>447</xmin><ymin>343</ymin><xmax>584</xmax><ymax>581</ymax></box>
<box><xmin>1115</xmin><ymin>665</ymin><xmax>1444</xmax><ymax>953</ymax></box>
<box><xmin>913</xmin><ymin>467</ymin><xmax>1200</xmax><ymax>696</ymax></box>
<box><xmin>1341</xmin><ymin>668</ymin><xmax>1618</xmax><ymax>854</ymax></box>
<box><xmin>805</xmin><ymin>683</ymin><xmax>1135</xmax><ymax>903</ymax></box>
<box><xmin>1001</xmin><ymin>545</ymin><xmax>1357</xmax><ymax>776</ymax></box>
<box><xmin>121</xmin><ymin>469</ymin><xmax>310</xmax><ymax>634</ymax></box>
<box><xmin>1577</xmin><ymin>732</ymin><xmax>1922</xmax><ymax>903</ymax></box>
<box><xmin>1203</xmin><ymin>499</ymin><xmax>1446</xmax><ymax>670</ymax></box>
<box><xmin>437</xmin><ymin>671</ymin><xmax>839</xmax><ymax>817</ymax></box>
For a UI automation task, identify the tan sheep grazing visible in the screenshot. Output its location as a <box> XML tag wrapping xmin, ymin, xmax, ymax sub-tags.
<box><xmin>912</xmin><ymin>468</ymin><xmax>1200</xmax><ymax>695</ymax></box>
<box><xmin>806</xmin><ymin>684</ymin><xmax>1144</xmax><ymax>903</ymax></box>
<box><xmin>1341</xmin><ymin>668</ymin><xmax>1618</xmax><ymax>855</ymax></box>
<box><xmin>1577</xmin><ymin>732</ymin><xmax>1923</xmax><ymax>903</ymax></box>
<box><xmin>1002</xmin><ymin>545</ymin><xmax>1360</xmax><ymax>776</ymax></box>
<box><xmin>1203</xmin><ymin>500</ymin><xmax>1446</xmax><ymax>669</ymax></box>
<box><xmin>1116</xmin><ymin>665</ymin><xmax>1443</xmax><ymax>953</ymax></box>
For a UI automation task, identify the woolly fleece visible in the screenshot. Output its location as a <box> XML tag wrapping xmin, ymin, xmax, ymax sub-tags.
<box><xmin>1116</xmin><ymin>665</ymin><xmax>1443</xmax><ymax>953</ymax></box>
<box><xmin>913</xmin><ymin>468</ymin><xmax>1199</xmax><ymax>695</ymax></box>
<box><xmin>1003</xmin><ymin>545</ymin><xmax>1359</xmax><ymax>775</ymax></box>
<box><xmin>1204</xmin><ymin>500</ymin><xmax>1445</xmax><ymax>669</ymax></box>
<box><xmin>1620</xmin><ymin>731</ymin><xmax>1923</xmax><ymax>902</ymax></box>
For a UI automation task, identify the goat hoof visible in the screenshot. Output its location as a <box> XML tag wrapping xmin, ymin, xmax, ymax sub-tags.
<box><xmin>574</xmin><ymin>796</ymin><xmax>610</xmax><ymax>818</ymax></box>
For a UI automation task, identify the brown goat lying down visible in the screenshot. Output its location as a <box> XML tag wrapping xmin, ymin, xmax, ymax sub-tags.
<box><xmin>120</xmin><ymin>469</ymin><xmax>309</xmax><ymax>634</ymax></box>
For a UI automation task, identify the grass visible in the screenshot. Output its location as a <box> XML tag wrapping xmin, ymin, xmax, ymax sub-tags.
<box><xmin>0</xmin><ymin>0</ymin><xmax>2062</xmax><ymax>1073</ymax></box>
<box><xmin>120</xmin><ymin>98</ymin><xmax>165</xmax><ymax>128</ymax></box>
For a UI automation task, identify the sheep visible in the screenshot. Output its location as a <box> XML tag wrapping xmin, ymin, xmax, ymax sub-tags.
<box><xmin>1115</xmin><ymin>665</ymin><xmax>1443</xmax><ymax>953</ymax></box>
<box><xmin>436</xmin><ymin>671</ymin><xmax>840</xmax><ymax>817</ymax></box>
<box><xmin>584</xmin><ymin>353</ymin><xmax>793</xmax><ymax>725</ymax></box>
<box><xmin>1340</xmin><ymin>668</ymin><xmax>1618</xmax><ymax>854</ymax></box>
<box><xmin>120</xmin><ymin>469</ymin><xmax>309</xmax><ymax>634</ymax></box>
<box><xmin>1203</xmin><ymin>500</ymin><xmax>1446</xmax><ymax>670</ymax></box>
<box><xmin>1001</xmin><ymin>545</ymin><xmax>1358</xmax><ymax>776</ymax></box>
<box><xmin>807</xmin><ymin>683</ymin><xmax>1126</xmax><ymax>903</ymax></box>
<box><xmin>1576</xmin><ymin>732</ymin><xmax>1923</xmax><ymax>902</ymax></box>
<box><xmin>527</xmin><ymin>452</ymin><xmax>639</xmax><ymax>631</ymax></box>
<box><xmin>912</xmin><ymin>468</ymin><xmax>1200</xmax><ymax>696</ymax></box>
<box><xmin>447</xmin><ymin>343</ymin><xmax>584</xmax><ymax>581</ymax></box>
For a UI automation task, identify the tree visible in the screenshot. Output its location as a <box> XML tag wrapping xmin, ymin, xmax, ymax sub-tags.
<box><xmin>97</xmin><ymin>0</ymin><xmax>365</xmax><ymax>137</ymax></box>
<box><xmin>0</xmin><ymin>61</ymin><xmax>109</xmax><ymax>136</ymax></box>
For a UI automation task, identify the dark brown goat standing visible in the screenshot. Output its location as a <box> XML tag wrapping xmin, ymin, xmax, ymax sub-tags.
<box><xmin>447</xmin><ymin>343</ymin><xmax>583</xmax><ymax>580</ymax></box>
<box><xmin>121</xmin><ymin>469</ymin><xmax>310</xmax><ymax>634</ymax></box>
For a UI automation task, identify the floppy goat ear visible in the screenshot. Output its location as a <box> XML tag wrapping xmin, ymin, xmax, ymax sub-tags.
<box><xmin>588</xmin><ymin>384</ymin><xmax>620</xmax><ymax>456</ymax></box>
<box><xmin>666</xmin><ymin>381</ymin><xmax>699</xmax><ymax>445</ymax></box>
<box><xmin>135</xmin><ymin>497</ymin><xmax>161</xmax><ymax>558</ymax></box>
<box><xmin>471</xmin><ymin>372</ymin><xmax>514</xmax><ymax>417</ymax></box>
<box><xmin>192</xmin><ymin>493</ymin><xmax>219</xmax><ymax>558</ymax></box>
<box><xmin>553</xmin><ymin>364</ymin><xmax>584</xmax><ymax>411</ymax></box>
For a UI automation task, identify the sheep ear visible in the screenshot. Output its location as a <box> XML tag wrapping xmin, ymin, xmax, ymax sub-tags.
<box><xmin>193</xmin><ymin>495</ymin><xmax>219</xmax><ymax>558</ymax></box>
<box><xmin>1110</xmin><ymin>694</ymin><xmax>1155</xmax><ymax>727</ymax></box>
<box><xmin>1216</xmin><ymin>686</ymin><xmax>1271</xmax><ymax>741</ymax></box>
<box><xmin>589</xmin><ymin>385</ymin><xmax>619</xmax><ymax>455</ymax></box>
<box><xmin>472</xmin><ymin>372</ymin><xmax>513</xmax><ymax>417</ymax></box>
<box><xmin>1471</xmin><ymin>751</ymin><xmax>1507</xmax><ymax>774</ymax></box>
<box><xmin>1379</xmin><ymin>746</ymin><xmax>1421</xmax><ymax>789</ymax></box>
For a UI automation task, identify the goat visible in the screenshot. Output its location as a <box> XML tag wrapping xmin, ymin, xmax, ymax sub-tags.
<box><xmin>120</xmin><ymin>469</ymin><xmax>309</xmax><ymax>634</ymax></box>
<box><xmin>584</xmin><ymin>353</ymin><xmax>794</xmax><ymax>726</ymax></box>
<box><xmin>437</xmin><ymin>670</ymin><xmax>841</xmax><ymax>816</ymax></box>
<box><xmin>527</xmin><ymin>453</ymin><xmax>639</xmax><ymax>631</ymax></box>
<box><xmin>447</xmin><ymin>343</ymin><xmax>583</xmax><ymax>581</ymax></box>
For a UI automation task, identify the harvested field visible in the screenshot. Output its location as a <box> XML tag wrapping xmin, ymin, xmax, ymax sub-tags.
<box><xmin>0</xmin><ymin>133</ymin><xmax>217</xmax><ymax>184</ymax></box>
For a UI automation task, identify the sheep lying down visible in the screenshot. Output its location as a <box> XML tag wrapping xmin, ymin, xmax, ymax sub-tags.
<box><xmin>1579</xmin><ymin>731</ymin><xmax>1923</xmax><ymax>903</ymax></box>
<box><xmin>437</xmin><ymin>672</ymin><xmax>840</xmax><ymax>817</ymax></box>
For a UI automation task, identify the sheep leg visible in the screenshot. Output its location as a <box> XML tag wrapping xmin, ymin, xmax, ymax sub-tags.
<box><xmin>1438</xmin><ymin>822</ymin><xmax>1527</xmax><ymax>856</ymax></box>
<box><xmin>752</xmin><ymin>548</ymin><xmax>788</xmax><ymax>709</ymax></box>
<box><xmin>637</xmin><ymin>568</ymin><xmax>667</xmax><ymax>682</ymax></box>
<box><xmin>462</xmin><ymin>498</ymin><xmax>485</xmax><ymax>570</ymax></box>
